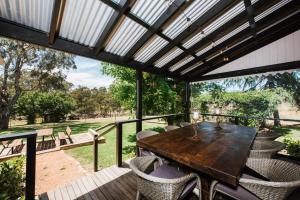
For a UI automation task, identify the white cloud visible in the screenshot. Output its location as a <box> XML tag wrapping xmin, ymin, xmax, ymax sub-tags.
<box><xmin>66</xmin><ymin>71</ymin><xmax>114</xmax><ymax>89</ymax></box>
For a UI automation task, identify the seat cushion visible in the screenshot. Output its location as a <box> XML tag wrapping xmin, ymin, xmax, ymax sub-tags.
<box><xmin>150</xmin><ymin>164</ymin><xmax>197</xmax><ymax>199</ymax></box>
<box><xmin>216</xmin><ymin>174</ymin><xmax>261</xmax><ymax>200</ymax></box>
<box><xmin>140</xmin><ymin>149</ymin><xmax>153</xmax><ymax>157</ymax></box>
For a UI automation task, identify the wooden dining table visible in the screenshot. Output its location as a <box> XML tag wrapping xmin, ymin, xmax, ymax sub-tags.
<box><xmin>137</xmin><ymin>122</ymin><xmax>257</xmax><ymax>200</ymax></box>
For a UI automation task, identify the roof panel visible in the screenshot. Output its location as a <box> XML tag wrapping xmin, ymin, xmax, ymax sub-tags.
<box><xmin>130</xmin><ymin>0</ymin><xmax>170</xmax><ymax>25</ymax></box>
<box><xmin>0</xmin><ymin>0</ymin><xmax>54</xmax><ymax>32</ymax></box>
<box><xmin>162</xmin><ymin>0</ymin><xmax>220</xmax><ymax>39</ymax></box>
<box><xmin>255</xmin><ymin>0</ymin><xmax>292</xmax><ymax>22</ymax></box>
<box><xmin>134</xmin><ymin>35</ymin><xmax>169</xmax><ymax>63</ymax></box>
<box><xmin>105</xmin><ymin>17</ymin><xmax>147</xmax><ymax>56</ymax></box>
<box><xmin>154</xmin><ymin>47</ymin><xmax>184</xmax><ymax>68</ymax></box>
<box><xmin>215</xmin><ymin>22</ymin><xmax>249</xmax><ymax>45</ymax></box>
<box><xmin>169</xmin><ymin>56</ymin><xmax>194</xmax><ymax>72</ymax></box>
<box><xmin>183</xmin><ymin>1</ymin><xmax>245</xmax><ymax>49</ymax></box>
<box><xmin>180</xmin><ymin>61</ymin><xmax>204</xmax><ymax>75</ymax></box>
<box><xmin>59</xmin><ymin>0</ymin><xmax>115</xmax><ymax>47</ymax></box>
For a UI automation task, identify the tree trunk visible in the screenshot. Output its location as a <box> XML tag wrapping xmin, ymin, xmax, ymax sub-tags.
<box><xmin>1</xmin><ymin>110</ymin><xmax>10</xmax><ymax>129</ymax></box>
<box><xmin>273</xmin><ymin>109</ymin><xmax>281</xmax><ymax>127</ymax></box>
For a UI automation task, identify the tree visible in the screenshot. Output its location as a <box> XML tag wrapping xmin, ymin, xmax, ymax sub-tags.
<box><xmin>15</xmin><ymin>91</ymin><xmax>75</xmax><ymax>124</ymax></box>
<box><xmin>224</xmin><ymin>72</ymin><xmax>300</xmax><ymax>125</ymax></box>
<box><xmin>102</xmin><ymin>63</ymin><xmax>184</xmax><ymax>116</ymax></box>
<box><xmin>0</xmin><ymin>38</ymin><xmax>76</xmax><ymax>129</ymax></box>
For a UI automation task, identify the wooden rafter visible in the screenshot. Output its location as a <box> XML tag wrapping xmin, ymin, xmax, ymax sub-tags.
<box><xmin>163</xmin><ymin>0</ymin><xmax>281</xmax><ymax>74</ymax></box>
<box><xmin>48</xmin><ymin>0</ymin><xmax>66</xmax><ymax>44</ymax></box>
<box><xmin>94</xmin><ymin>0</ymin><xmax>137</xmax><ymax>55</ymax></box>
<box><xmin>125</xmin><ymin>0</ymin><xmax>191</xmax><ymax>58</ymax></box>
<box><xmin>178</xmin><ymin>0</ymin><xmax>299</xmax><ymax>79</ymax></box>
<box><xmin>144</xmin><ymin>0</ymin><xmax>240</xmax><ymax>67</ymax></box>
<box><xmin>243</xmin><ymin>0</ymin><xmax>257</xmax><ymax>38</ymax></box>
<box><xmin>187</xmin><ymin>13</ymin><xmax>300</xmax><ymax>81</ymax></box>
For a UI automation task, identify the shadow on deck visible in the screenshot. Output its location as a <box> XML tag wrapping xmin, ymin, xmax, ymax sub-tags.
<box><xmin>39</xmin><ymin>163</ymin><xmax>201</xmax><ymax>200</ymax></box>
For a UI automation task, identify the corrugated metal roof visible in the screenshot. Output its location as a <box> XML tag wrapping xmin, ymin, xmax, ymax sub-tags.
<box><xmin>163</xmin><ymin>0</ymin><xmax>220</xmax><ymax>39</ymax></box>
<box><xmin>130</xmin><ymin>0</ymin><xmax>170</xmax><ymax>25</ymax></box>
<box><xmin>196</xmin><ymin>43</ymin><xmax>214</xmax><ymax>56</ymax></box>
<box><xmin>180</xmin><ymin>61</ymin><xmax>204</xmax><ymax>75</ymax></box>
<box><xmin>154</xmin><ymin>47</ymin><xmax>184</xmax><ymax>68</ymax></box>
<box><xmin>59</xmin><ymin>0</ymin><xmax>115</xmax><ymax>47</ymax></box>
<box><xmin>169</xmin><ymin>56</ymin><xmax>194</xmax><ymax>72</ymax></box>
<box><xmin>215</xmin><ymin>22</ymin><xmax>249</xmax><ymax>45</ymax></box>
<box><xmin>183</xmin><ymin>1</ymin><xmax>245</xmax><ymax>49</ymax></box>
<box><xmin>0</xmin><ymin>0</ymin><xmax>54</xmax><ymax>32</ymax></box>
<box><xmin>105</xmin><ymin>17</ymin><xmax>147</xmax><ymax>56</ymax></box>
<box><xmin>255</xmin><ymin>0</ymin><xmax>292</xmax><ymax>22</ymax></box>
<box><xmin>134</xmin><ymin>35</ymin><xmax>169</xmax><ymax>62</ymax></box>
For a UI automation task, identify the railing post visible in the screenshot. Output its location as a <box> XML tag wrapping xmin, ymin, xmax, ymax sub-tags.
<box><xmin>184</xmin><ymin>81</ymin><xmax>191</xmax><ymax>122</ymax></box>
<box><xmin>235</xmin><ymin>117</ymin><xmax>239</xmax><ymax>125</ymax></box>
<box><xmin>116</xmin><ymin>123</ymin><xmax>123</xmax><ymax>167</ymax></box>
<box><xmin>93</xmin><ymin>134</ymin><xmax>98</xmax><ymax>172</ymax></box>
<box><xmin>136</xmin><ymin>69</ymin><xmax>142</xmax><ymax>133</ymax></box>
<box><xmin>25</xmin><ymin>134</ymin><xmax>37</xmax><ymax>200</ymax></box>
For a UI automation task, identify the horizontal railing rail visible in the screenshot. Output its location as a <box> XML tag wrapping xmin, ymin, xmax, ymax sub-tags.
<box><xmin>199</xmin><ymin>113</ymin><xmax>300</xmax><ymax>124</ymax></box>
<box><xmin>0</xmin><ymin>132</ymin><xmax>37</xmax><ymax>200</ymax></box>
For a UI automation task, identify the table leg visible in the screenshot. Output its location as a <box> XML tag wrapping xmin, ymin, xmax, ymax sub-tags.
<box><xmin>200</xmin><ymin>175</ymin><xmax>214</xmax><ymax>200</ymax></box>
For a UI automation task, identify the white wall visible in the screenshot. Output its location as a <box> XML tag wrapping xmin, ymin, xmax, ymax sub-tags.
<box><xmin>206</xmin><ymin>30</ymin><xmax>300</xmax><ymax>75</ymax></box>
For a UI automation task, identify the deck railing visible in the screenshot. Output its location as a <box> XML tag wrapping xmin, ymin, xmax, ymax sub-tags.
<box><xmin>200</xmin><ymin>113</ymin><xmax>300</xmax><ymax>125</ymax></box>
<box><xmin>0</xmin><ymin>132</ymin><xmax>37</xmax><ymax>200</ymax></box>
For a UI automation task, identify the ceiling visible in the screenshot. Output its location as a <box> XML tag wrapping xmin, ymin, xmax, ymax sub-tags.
<box><xmin>0</xmin><ymin>0</ymin><xmax>299</xmax><ymax>82</ymax></box>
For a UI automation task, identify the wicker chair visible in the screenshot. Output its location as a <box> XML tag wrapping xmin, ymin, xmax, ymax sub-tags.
<box><xmin>180</xmin><ymin>122</ymin><xmax>191</xmax><ymax>127</ymax></box>
<box><xmin>136</xmin><ymin>131</ymin><xmax>159</xmax><ymax>156</ymax></box>
<box><xmin>239</xmin><ymin>158</ymin><xmax>300</xmax><ymax>200</ymax></box>
<box><xmin>130</xmin><ymin>156</ymin><xmax>201</xmax><ymax>200</ymax></box>
<box><xmin>256</xmin><ymin>129</ymin><xmax>281</xmax><ymax>141</ymax></box>
<box><xmin>250</xmin><ymin>140</ymin><xmax>284</xmax><ymax>158</ymax></box>
<box><xmin>165</xmin><ymin>125</ymin><xmax>180</xmax><ymax>132</ymax></box>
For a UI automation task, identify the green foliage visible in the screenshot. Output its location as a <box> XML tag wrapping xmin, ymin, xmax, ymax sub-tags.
<box><xmin>123</xmin><ymin>126</ymin><xmax>166</xmax><ymax>155</ymax></box>
<box><xmin>16</xmin><ymin>91</ymin><xmax>75</xmax><ymax>123</ymax></box>
<box><xmin>70</xmin><ymin>86</ymin><xmax>121</xmax><ymax>117</ymax></box>
<box><xmin>102</xmin><ymin>62</ymin><xmax>184</xmax><ymax>115</ymax></box>
<box><xmin>283</xmin><ymin>137</ymin><xmax>300</xmax><ymax>158</ymax></box>
<box><xmin>0</xmin><ymin>157</ymin><xmax>25</xmax><ymax>199</ymax></box>
<box><xmin>193</xmin><ymin>88</ymin><xmax>287</xmax><ymax>126</ymax></box>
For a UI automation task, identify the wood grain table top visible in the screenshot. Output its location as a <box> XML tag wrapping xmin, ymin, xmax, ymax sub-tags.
<box><xmin>137</xmin><ymin>122</ymin><xmax>257</xmax><ymax>186</ymax></box>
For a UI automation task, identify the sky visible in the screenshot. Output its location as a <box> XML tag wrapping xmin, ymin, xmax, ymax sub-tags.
<box><xmin>65</xmin><ymin>56</ymin><xmax>115</xmax><ymax>89</ymax></box>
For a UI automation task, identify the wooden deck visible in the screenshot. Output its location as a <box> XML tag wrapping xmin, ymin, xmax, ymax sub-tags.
<box><xmin>39</xmin><ymin>164</ymin><xmax>138</xmax><ymax>200</ymax></box>
<box><xmin>39</xmin><ymin>163</ymin><xmax>201</xmax><ymax>200</ymax></box>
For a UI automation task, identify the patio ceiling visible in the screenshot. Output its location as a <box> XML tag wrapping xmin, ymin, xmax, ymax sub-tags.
<box><xmin>0</xmin><ymin>0</ymin><xmax>299</xmax><ymax>81</ymax></box>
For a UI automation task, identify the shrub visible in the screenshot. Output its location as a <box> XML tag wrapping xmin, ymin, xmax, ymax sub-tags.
<box><xmin>0</xmin><ymin>157</ymin><xmax>25</xmax><ymax>199</ymax></box>
<box><xmin>283</xmin><ymin>137</ymin><xmax>300</xmax><ymax>158</ymax></box>
<box><xmin>123</xmin><ymin>127</ymin><xmax>165</xmax><ymax>155</ymax></box>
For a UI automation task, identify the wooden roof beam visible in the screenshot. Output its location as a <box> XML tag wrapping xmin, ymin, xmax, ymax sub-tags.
<box><xmin>125</xmin><ymin>0</ymin><xmax>192</xmax><ymax>58</ymax></box>
<box><xmin>243</xmin><ymin>0</ymin><xmax>257</xmax><ymax>38</ymax></box>
<box><xmin>144</xmin><ymin>0</ymin><xmax>240</xmax><ymax>67</ymax></box>
<box><xmin>187</xmin><ymin>13</ymin><xmax>300</xmax><ymax>81</ymax></box>
<box><xmin>164</xmin><ymin>0</ymin><xmax>281</xmax><ymax>74</ymax></box>
<box><xmin>192</xmin><ymin>61</ymin><xmax>300</xmax><ymax>82</ymax></box>
<box><xmin>94</xmin><ymin>0</ymin><xmax>137</xmax><ymax>55</ymax></box>
<box><xmin>177</xmin><ymin>0</ymin><xmax>299</xmax><ymax>79</ymax></box>
<box><xmin>48</xmin><ymin>0</ymin><xmax>66</xmax><ymax>44</ymax></box>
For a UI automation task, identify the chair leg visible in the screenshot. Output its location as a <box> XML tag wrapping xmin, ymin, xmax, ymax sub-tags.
<box><xmin>209</xmin><ymin>180</ymin><xmax>218</xmax><ymax>200</ymax></box>
<box><xmin>136</xmin><ymin>191</ymin><xmax>141</xmax><ymax>200</ymax></box>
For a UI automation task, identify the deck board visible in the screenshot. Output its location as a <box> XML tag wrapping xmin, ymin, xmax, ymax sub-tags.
<box><xmin>40</xmin><ymin>163</ymin><xmax>200</xmax><ymax>200</ymax></box>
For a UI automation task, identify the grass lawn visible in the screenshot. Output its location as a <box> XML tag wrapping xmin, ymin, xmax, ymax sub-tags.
<box><xmin>0</xmin><ymin>117</ymin><xmax>167</xmax><ymax>170</ymax></box>
<box><xmin>274</xmin><ymin>125</ymin><xmax>300</xmax><ymax>142</ymax></box>
<box><xmin>65</xmin><ymin>121</ymin><xmax>166</xmax><ymax>170</ymax></box>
